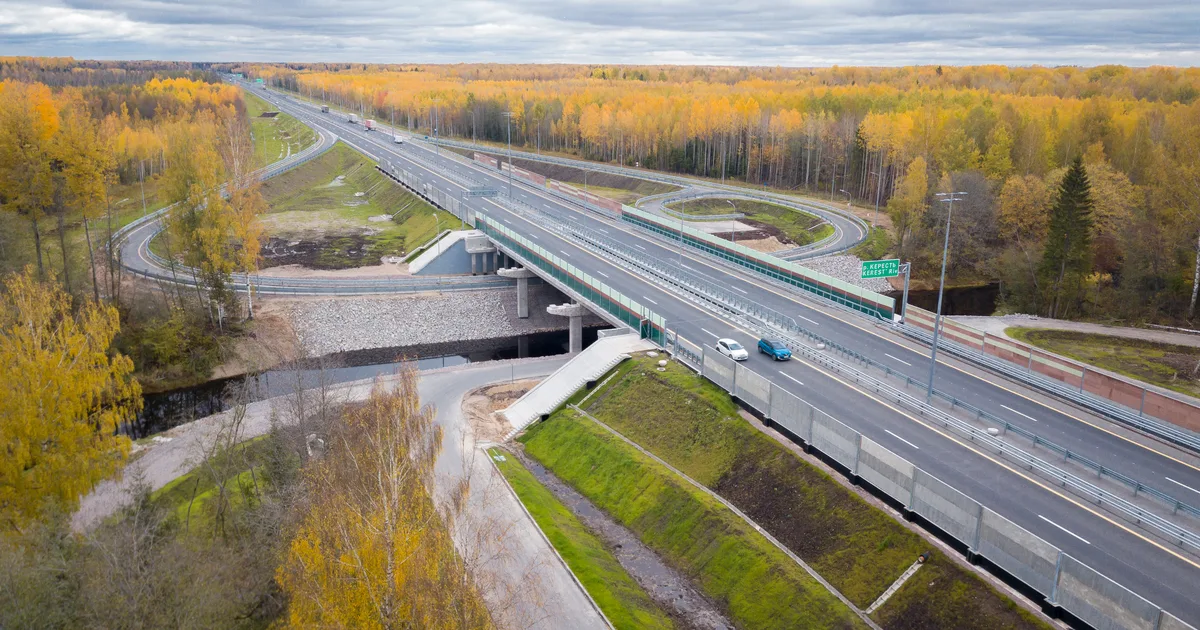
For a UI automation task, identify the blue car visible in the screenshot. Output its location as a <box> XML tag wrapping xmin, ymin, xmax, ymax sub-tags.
<box><xmin>758</xmin><ymin>338</ymin><xmax>792</xmax><ymax>361</ymax></box>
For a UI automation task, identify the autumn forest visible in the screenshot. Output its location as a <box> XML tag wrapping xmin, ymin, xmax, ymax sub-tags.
<box><xmin>249</xmin><ymin>62</ymin><xmax>1200</xmax><ymax>321</ymax></box>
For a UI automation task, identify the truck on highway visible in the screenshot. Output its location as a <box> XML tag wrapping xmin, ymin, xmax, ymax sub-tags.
<box><xmin>321</xmin><ymin>105</ymin><xmax>329</xmax><ymax>113</ymax></box>
<box><xmin>393</xmin><ymin>134</ymin><xmax>404</xmax><ymax>144</ymax></box>
<box><xmin>364</xmin><ymin>119</ymin><xmax>376</xmax><ymax>131</ymax></box>
<box><xmin>348</xmin><ymin>113</ymin><xmax>358</xmax><ymax>124</ymax></box>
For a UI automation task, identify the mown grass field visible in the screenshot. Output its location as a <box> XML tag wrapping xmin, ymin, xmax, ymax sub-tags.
<box><xmin>489</xmin><ymin>448</ymin><xmax>675</xmax><ymax>630</ymax></box>
<box><xmin>520</xmin><ymin>408</ymin><xmax>866</xmax><ymax>629</ymax></box>
<box><xmin>256</xmin><ymin>140</ymin><xmax>457</xmax><ymax>269</ymax></box>
<box><xmin>553</xmin><ymin>356</ymin><xmax>1048</xmax><ymax>630</ymax></box>
<box><xmin>665</xmin><ymin>197</ymin><xmax>834</xmax><ymax>246</ymax></box>
<box><xmin>1007</xmin><ymin>327</ymin><xmax>1200</xmax><ymax>398</ymax></box>
<box><xmin>244</xmin><ymin>90</ymin><xmax>317</xmax><ymax>168</ymax></box>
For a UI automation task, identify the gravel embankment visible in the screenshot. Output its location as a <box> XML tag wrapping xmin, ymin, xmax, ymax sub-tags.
<box><xmin>281</xmin><ymin>287</ymin><xmax>599</xmax><ymax>357</ymax></box>
<box><xmin>800</xmin><ymin>255</ymin><xmax>894</xmax><ymax>293</ymax></box>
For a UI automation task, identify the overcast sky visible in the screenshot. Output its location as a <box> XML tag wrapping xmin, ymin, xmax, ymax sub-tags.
<box><xmin>2</xmin><ymin>0</ymin><xmax>1197</xmax><ymax>67</ymax></box>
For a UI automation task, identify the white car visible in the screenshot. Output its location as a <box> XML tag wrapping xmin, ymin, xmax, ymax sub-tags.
<box><xmin>716</xmin><ymin>338</ymin><xmax>749</xmax><ymax>361</ymax></box>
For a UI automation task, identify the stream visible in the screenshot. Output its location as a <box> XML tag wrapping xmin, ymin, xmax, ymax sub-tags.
<box><xmin>129</xmin><ymin>327</ymin><xmax>601</xmax><ymax>438</ymax></box>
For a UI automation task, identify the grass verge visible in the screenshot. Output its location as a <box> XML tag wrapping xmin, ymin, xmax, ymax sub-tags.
<box><xmin>1007</xmin><ymin>327</ymin><xmax>1200</xmax><ymax>398</ymax></box>
<box><xmin>850</xmin><ymin>226</ymin><xmax>894</xmax><ymax>261</ymax></box>
<box><xmin>256</xmin><ymin>140</ymin><xmax>457</xmax><ymax>269</ymax></box>
<box><xmin>489</xmin><ymin>448</ymin><xmax>675</xmax><ymax>630</ymax></box>
<box><xmin>244</xmin><ymin>90</ymin><xmax>317</xmax><ymax>168</ymax></box>
<box><xmin>666</xmin><ymin>197</ymin><xmax>830</xmax><ymax>247</ymax></box>
<box><xmin>520</xmin><ymin>407</ymin><xmax>866</xmax><ymax>629</ymax></box>
<box><xmin>568</xmin><ymin>356</ymin><xmax>1048</xmax><ymax>630</ymax></box>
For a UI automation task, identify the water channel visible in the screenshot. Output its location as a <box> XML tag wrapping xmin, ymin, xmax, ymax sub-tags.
<box><xmin>130</xmin><ymin>327</ymin><xmax>602</xmax><ymax>438</ymax></box>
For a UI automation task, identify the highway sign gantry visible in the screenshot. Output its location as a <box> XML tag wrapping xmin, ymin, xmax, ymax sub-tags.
<box><xmin>861</xmin><ymin>258</ymin><xmax>901</xmax><ymax>279</ymax></box>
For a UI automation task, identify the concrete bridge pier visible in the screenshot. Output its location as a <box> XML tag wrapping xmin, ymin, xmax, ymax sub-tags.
<box><xmin>497</xmin><ymin>267</ymin><xmax>539</xmax><ymax>318</ymax></box>
<box><xmin>547</xmin><ymin>302</ymin><xmax>588</xmax><ymax>354</ymax></box>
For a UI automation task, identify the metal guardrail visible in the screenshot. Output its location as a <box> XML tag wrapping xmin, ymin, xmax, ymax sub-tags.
<box><xmin>668</xmin><ymin>337</ymin><xmax>1198</xmax><ymax>630</ymax></box>
<box><xmin>899</xmin><ymin>323</ymin><xmax>1200</xmax><ymax>454</ymax></box>
<box><xmin>498</xmin><ymin>194</ymin><xmax>1200</xmax><ymax>553</ymax></box>
<box><xmin>426</xmin><ymin>136</ymin><xmax>869</xmax><ymax>247</ymax></box>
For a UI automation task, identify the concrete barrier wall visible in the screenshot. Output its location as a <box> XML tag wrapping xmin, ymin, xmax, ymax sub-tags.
<box><xmin>734</xmin><ymin>362</ymin><xmax>772</xmax><ymax>414</ymax></box>
<box><xmin>768</xmin><ymin>383</ymin><xmax>813</xmax><ymax>443</ymax></box>
<box><xmin>1161</xmin><ymin>612</ymin><xmax>1198</xmax><ymax>630</ymax></box>
<box><xmin>910</xmin><ymin>468</ymin><xmax>982</xmax><ymax>546</ymax></box>
<box><xmin>1056</xmin><ymin>554</ymin><xmax>1161</xmax><ymax>630</ymax></box>
<box><xmin>473</xmin><ymin>152</ymin><xmax>500</xmax><ymax>169</ymax></box>
<box><xmin>673</xmin><ymin>340</ymin><xmax>1195</xmax><ymax>630</ymax></box>
<box><xmin>501</xmin><ymin>162</ymin><xmax>547</xmax><ymax>186</ymax></box>
<box><xmin>977</xmin><ymin>508</ymin><xmax>1060</xmax><ymax>597</ymax></box>
<box><xmin>702</xmin><ymin>349</ymin><xmax>735</xmax><ymax>392</ymax></box>
<box><xmin>856</xmin><ymin>437</ymin><xmax>916</xmax><ymax>507</ymax></box>
<box><xmin>903</xmin><ymin>305</ymin><xmax>1200</xmax><ymax>433</ymax></box>
<box><xmin>810</xmin><ymin>410</ymin><xmax>860</xmax><ymax>471</ymax></box>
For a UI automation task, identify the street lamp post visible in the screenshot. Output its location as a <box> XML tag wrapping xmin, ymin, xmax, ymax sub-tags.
<box><xmin>502</xmin><ymin>111</ymin><xmax>515</xmax><ymax>198</ymax></box>
<box><xmin>725</xmin><ymin>199</ymin><xmax>738</xmax><ymax>246</ymax></box>
<box><xmin>926</xmin><ymin>191</ymin><xmax>967</xmax><ymax>401</ymax></box>
<box><xmin>434</xmin><ymin>214</ymin><xmax>444</xmax><ymax>255</ymax></box>
<box><xmin>838</xmin><ymin>188</ymin><xmax>852</xmax><ymax>206</ymax></box>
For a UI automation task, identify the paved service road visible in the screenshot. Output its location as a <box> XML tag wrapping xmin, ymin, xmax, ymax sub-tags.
<box><xmin>193</xmin><ymin>83</ymin><xmax>1200</xmax><ymax>624</ymax></box>
<box><xmin>75</xmin><ymin>357</ymin><xmax>606</xmax><ymax>629</ymax></box>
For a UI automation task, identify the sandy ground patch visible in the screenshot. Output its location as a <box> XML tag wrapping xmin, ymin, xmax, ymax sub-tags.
<box><xmin>462</xmin><ymin>379</ymin><xmax>541</xmax><ymax>443</ymax></box>
<box><xmin>736</xmin><ymin>235</ymin><xmax>792</xmax><ymax>253</ymax></box>
<box><xmin>255</xmin><ymin>261</ymin><xmax>411</xmax><ymax>278</ymax></box>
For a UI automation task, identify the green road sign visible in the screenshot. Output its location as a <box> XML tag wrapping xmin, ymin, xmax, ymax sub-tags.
<box><xmin>861</xmin><ymin>258</ymin><xmax>901</xmax><ymax>279</ymax></box>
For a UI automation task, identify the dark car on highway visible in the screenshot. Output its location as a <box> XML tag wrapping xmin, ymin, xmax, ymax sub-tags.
<box><xmin>758</xmin><ymin>338</ymin><xmax>792</xmax><ymax>360</ymax></box>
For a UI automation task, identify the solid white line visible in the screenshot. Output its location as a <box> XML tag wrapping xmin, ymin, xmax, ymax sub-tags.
<box><xmin>1038</xmin><ymin>515</ymin><xmax>1091</xmax><ymax>544</ymax></box>
<box><xmin>1165</xmin><ymin>477</ymin><xmax>1200</xmax><ymax>496</ymax></box>
<box><xmin>884</xmin><ymin>353</ymin><xmax>912</xmax><ymax>367</ymax></box>
<box><xmin>643</xmin><ymin>296</ymin><xmax>659</xmax><ymax>305</ymax></box>
<box><xmin>633</xmin><ymin>244</ymin><xmax>647</xmax><ymax>251</ymax></box>
<box><xmin>681</xmin><ymin>263</ymin><xmax>695</xmax><ymax>270</ymax></box>
<box><xmin>798</xmin><ymin>314</ymin><xmax>820</xmax><ymax>326</ymax></box>
<box><xmin>596</xmin><ymin>271</ymin><xmax>610</xmax><ymax>278</ymax></box>
<box><xmin>778</xmin><ymin>371</ymin><xmax>804</xmax><ymax>387</ymax></box>
<box><xmin>731</xmin><ymin>285</ymin><xmax>749</xmax><ymax>294</ymax></box>
<box><xmin>700</xmin><ymin>327</ymin><xmax>718</xmax><ymax>338</ymax></box>
<box><xmin>1001</xmin><ymin>404</ymin><xmax>1039</xmax><ymax>423</ymax></box>
<box><xmin>559</xmin><ymin>249</ymin><xmax>571</xmax><ymax>257</ymax></box>
<box><xmin>884</xmin><ymin>429</ymin><xmax>920</xmax><ymax>450</ymax></box>
<box><xmin>597</xmin><ymin>227</ymin><xmax>609</xmax><ymax>234</ymax></box>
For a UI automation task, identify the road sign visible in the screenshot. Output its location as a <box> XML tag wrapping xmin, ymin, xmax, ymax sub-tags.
<box><xmin>861</xmin><ymin>258</ymin><xmax>901</xmax><ymax>279</ymax></box>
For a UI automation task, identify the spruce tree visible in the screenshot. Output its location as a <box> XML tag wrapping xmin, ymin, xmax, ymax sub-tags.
<box><xmin>1040</xmin><ymin>155</ymin><xmax>1094</xmax><ymax>317</ymax></box>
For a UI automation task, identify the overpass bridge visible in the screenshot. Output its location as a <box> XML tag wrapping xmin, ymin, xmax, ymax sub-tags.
<box><xmin>140</xmin><ymin>80</ymin><xmax>1200</xmax><ymax>629</ymax></box>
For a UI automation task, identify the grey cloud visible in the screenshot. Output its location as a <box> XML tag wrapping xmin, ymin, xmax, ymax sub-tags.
<box><xmin>0</xmin><ymin>0</ymin><xmax>1196</xmax><ymax>65</ymax></box>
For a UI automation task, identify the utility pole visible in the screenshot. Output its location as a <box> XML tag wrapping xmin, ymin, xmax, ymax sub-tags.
<box><xmin>726</xmin><ymin>199</ymin><xmax>738</xmax><ymax>246</ymax></box>
<box><xmin>926</xmin><ymin>191</ymin><xmax>967</xmax><ymax>401</ymax></box>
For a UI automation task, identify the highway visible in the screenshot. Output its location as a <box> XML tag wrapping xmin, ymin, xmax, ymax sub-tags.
<box><xmin>192</xmin><ymin>83</ymin><xmax>1200</xmax><ymax>623</ymax></box>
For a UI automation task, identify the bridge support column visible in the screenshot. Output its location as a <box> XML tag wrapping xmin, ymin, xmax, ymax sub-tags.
<box><xmin>547</xmin><ymin>302</ymin><xmax>588</xmax><ymax>354</ymax></box>
<box><xmin>497</xmin><ymin>266</ymin><xmax>539</xmax><ymax>318</ymax></box>
<box><xmin>517</xmin><ymin>335</ymin><xmax>530</xmax><ymax>358</ymax></box>
<box><xmin>470</xmin><ymin>254</ymin><xmax>478</xmax><ymax>275</ymax></box>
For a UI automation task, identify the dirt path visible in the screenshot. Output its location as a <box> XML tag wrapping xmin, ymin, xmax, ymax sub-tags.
<box><xmin>953</xmin><ymin>315</ymin><xmax>1200</xmax><ymax>349</ymax></box>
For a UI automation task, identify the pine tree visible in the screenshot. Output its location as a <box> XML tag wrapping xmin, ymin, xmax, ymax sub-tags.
<box><xmin>1040</xmin><ymin>156</ymin><xmax>1094</xmax><ymax>317</ymax></box>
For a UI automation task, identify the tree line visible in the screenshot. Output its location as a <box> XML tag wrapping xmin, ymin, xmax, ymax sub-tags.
<box><xmin>242</xmin><ymin>62</ymin><xmax>1200</xmax><ymax>322</ymax></box>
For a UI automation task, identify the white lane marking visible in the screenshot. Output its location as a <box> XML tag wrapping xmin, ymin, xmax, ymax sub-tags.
<box><xmin>779</xmin><ymin>371</ymin><xmax>805</xmax><ymax>387</ymax></box>
<box><xmin>634</xmin><ymin>244</ymin><xmax>647</xmax><ymax>251</ymax></box>
<box><xmin>527</xmin><ymin>232</ymin><xmax>539</xmax><ymax>239</ymax></box>
<box><xmin>1038</xmin><ymin>515</ymin><xmax>1091</xmax><ymax>545</ymax></box>
<box><xmin>700</xmin><ymin>327</ymin><xmax>718</xmax><ymax>338</ymax></box>
<box><xmin>559</xmin><ymin>249</ymin><xmax>571</xmax><ymax>257</ymax></box>
<box><xmin>596</xmin><ymin>270</ymin><xmax>610</xmax><ymax>278</ymax></box>
<box><xmin>643</xmin><ymin>296</ymin><xmax>659</xmax><ymax>305</ymax></box>
<box><xmin>731</xmin><ymin>286</ymin><xmax>749</xmax><ymax>294</ymax></box>
<box><xmin>597</xmin><ymin>227</ymin><xmax>609</xmax><ymax>234</ymax></box>
<box><xmin>798</xmin><ymin>314</ymin><xmax>820</xmax><ymax>326</ymax></box>
<box><xmin>1001</xmin><ymin>404</ymin><xmax>1039</xmax><ymax>423</ymax></box>
<box><xmin>884</xmin><ymin>430</ymin><xmax>920</xmax><ymax>450</ymax></box>
<box><xmin>681</xmin><ymin>263</ymin><xmax>695</xmax><ymax>270</ymax></box>
<box><xmin>1165</xmin><ymin>477</ymin><xmax>1200</xmax><ymax>496</ymax></box>
<box><xmin>884</xmin><ymin>353</ymin><xmax>912</xmax><ymax>366</ymax></box>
